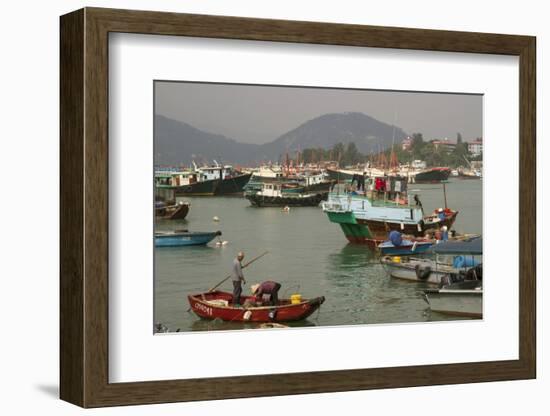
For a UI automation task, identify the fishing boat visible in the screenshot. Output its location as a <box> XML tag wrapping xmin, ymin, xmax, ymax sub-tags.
<box><xmin>155</xmin><ymin>230</ymin><xmax>221</xmax><ymax>247</ymax></box>
<box><xmin>326</xmin><ymin>166</ymin><xmax>386</xmax><ymax>182</ymax></box>
<box><xmin>155</xmin><ymin>165</ymin><xmax>252</xmax><ymax>196</ymax></box>
<box><xmin>322</xmin><ymin>177</ymin><xmax>458</xmax><ymax>248</ymax></box>
<box><xmin>188</xmin><ymin>291</ymin><xmax>325</xmax><ymax>322</ymax></box>
<box><xmin>326</xmin><ymin>167</ymin><xmax>359</xmax><ymax>182</ymax></box>
<box><xmin>408</xmin><ymin>167</ymin><xmax>451</xmax><ymax>183</ymax></box>
<box><xmin>245</xmin><ymin>168</ymin><xmax>334</xmax><ymax>194</ymax></box>
<box><xmin>245</xmin><ymin>182</ymin><xmax>328</xmax><ymax>207</ymax></box>
<box><xmin>154</xmin><ymin>201</ymin><xmax>190</xmax><ymax>220</ymax></box>
<box><xmin>423</xmin><ymin>280</ymin><xmax>482</xmax><ymax>318</ymax></box>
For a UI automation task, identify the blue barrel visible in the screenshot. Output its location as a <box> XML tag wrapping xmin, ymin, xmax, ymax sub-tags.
<box><xmin>452</xmin><ymin>255</ymin><xmax>479</xmax><ymax>268</ymax></box>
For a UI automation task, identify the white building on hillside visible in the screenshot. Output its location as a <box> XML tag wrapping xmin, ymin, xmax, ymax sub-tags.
<box><xmin>468</xmin><ymin>138</ymin><xmax>483</xmax><ymax>156</ymax></box>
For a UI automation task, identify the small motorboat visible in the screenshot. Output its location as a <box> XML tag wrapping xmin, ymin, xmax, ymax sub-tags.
<box><xmin>378</xmin><ymin>239</ymin><xmax>433</xmax><ymax>256</ymax></box>
<box><xmin>155</xmin><ymin>230</ymin><xmax>221</xmax><ymax>247</ymax></box>
<box><xmin>422</xmin><ymin>280</ymin><xmax>483</xmax><ymax>318</ymax></box>
<box><xmin>155</xmin><ymin>201</ymin><xmax>190</xmax><ymax>220</ymax></box>
<box><xmin>421</xmin><ymin>236</ymin><xmax>483</xmax><ymax>318</ymax></box>
<box><xmin>188</xmin><ymin>291</ymin><xmax>325</xmax><ymax>322</ymax></box>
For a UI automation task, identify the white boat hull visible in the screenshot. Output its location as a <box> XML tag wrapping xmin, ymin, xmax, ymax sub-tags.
<box><xmin>423</xmin><ymin>289</ymin><xmax>482</xmax><ymax>318</ymax></box>
<box><xmin>381</xmin><ymin>258</ymin><xmax>456</xmax><ymax>285</ymax></box>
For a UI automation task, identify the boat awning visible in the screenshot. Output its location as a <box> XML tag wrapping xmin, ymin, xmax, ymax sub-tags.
<box><xmin>431</xmin><ymin>236</ymin><xmax>482</xmax><ymax>255</ymax></box>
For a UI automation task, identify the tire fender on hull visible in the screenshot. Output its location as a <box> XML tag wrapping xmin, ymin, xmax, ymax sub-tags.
<box><xmin>415</xmin><ymin>264</ymin><xmax>432</xmax><ymax>280</ymax></box>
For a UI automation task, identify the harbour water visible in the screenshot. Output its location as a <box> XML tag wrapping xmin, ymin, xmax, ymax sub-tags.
<box><xmin>154</xmin><ymin>178</ymin><xmax>482</xmax><ymax>332</ymax></box>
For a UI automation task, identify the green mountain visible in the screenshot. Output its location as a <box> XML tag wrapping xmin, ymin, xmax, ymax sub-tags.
<box><xmin>154</xmin><ymin>112</ymin><xmax>407</xmax><ymax>165</ymax></box>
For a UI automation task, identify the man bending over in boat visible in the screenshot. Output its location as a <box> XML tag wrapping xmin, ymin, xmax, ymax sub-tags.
<box><xmin>232</xmin><ymin>252</ymin><xmax>246</xmax><ymax>307</ymax></box>
<box><xmin>251</xmin><ymin>281</ymin><xmax>281</xmax><ymax>306</ymax></box>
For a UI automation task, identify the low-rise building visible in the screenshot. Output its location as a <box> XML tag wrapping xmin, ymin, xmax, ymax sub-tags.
<box><xmin>431</xmin><ymin>138</ymin><xmax>456</xmax><ymax>153</ymax></box>
<box><xmin>468</xmin><ymin>138</ymin><xmax>483</xmax><ymax>156</ymax></box>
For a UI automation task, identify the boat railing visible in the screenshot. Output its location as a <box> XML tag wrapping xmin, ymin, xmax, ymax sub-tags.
<box><xmin>321</xmin><ymin>200</ymin><xmax>350</xmax><ymax>213</ymax></box>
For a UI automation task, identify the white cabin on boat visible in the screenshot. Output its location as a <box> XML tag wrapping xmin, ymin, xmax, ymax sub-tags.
<box><xmin>155</xmin><ymin>170</ymin><xmax>199</xmax><ymax>187</ymax></box>
<box><xmin>257</xmin><ymin>183</ymin><xmax>284</xmax><ymax>197</ymax></box>
<box><xmin>197</xmin><ymin>165</ymin><xmax>235</xmax><ymax>181</ymax></box>
<box><xmin>252</xmin><ymin>166</ymin><xmax>285</xmax><ymax>179</ymax></box>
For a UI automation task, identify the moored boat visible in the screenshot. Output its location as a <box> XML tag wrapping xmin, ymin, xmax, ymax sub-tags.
<box><xmin>410</xmin><ymin>167</ymin><xmax>451</xmax><ymax>183</ymax></box>
<box><xmin>155</xmin><ymin>230</ymin><xmax>221</xmax><ymax>247</ymax></box>
<box><xmin>245</xmin><ymin>182</ymin><xmax>328</xmax><ymax>207</ymax></box>
<box><xmin>377</xmin><ymin>239</ymin><xmax>433</xmax><ymax>256</ymax></box>
<box><xmin>380</xmin><ymin>256</ymin><xmax>459</xmax><ymax>285</ymax></box>
<box><xmin>245</xmin><ymin>169</ymin><xmax>334</xmax><ymax>194</ymax></box>
<box><xmin>155</xmin><ymin>201</ymin><xmax>190</xmax><ymax>220</ymax></box>
<box><xmin>380</xmin><ymin>235</ymin><xmax>481</xmax><ymax>284</ymax></box>
<box><xmin>422</xmin><ymin>280</ymin><xmax>482</xmax><ymax>318</ymax></box>
<box><xmin>326</xmin><ymin>166</ymin><xmax>386</xmax><ymax>182</ymax></box>
<box><xmin>422</xmin><ymin>236</ymin><xmax>483</xmax><ymax>317</ymax></box>
<box><xmin>322</xmin><ymin>179</ymin><xmax>458</xmax><ymax>248</ymax></box>
<box><xmin>155</xmin><ymin>165</ymin><xmax>252</xmax><ymax>197</ymax></box>
<box><xmin>188</xmin><ymin>290</ymin><xmax>325</xmax><ymax>322</ymax></box>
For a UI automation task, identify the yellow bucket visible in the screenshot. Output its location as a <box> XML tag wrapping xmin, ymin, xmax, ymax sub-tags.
<box><xmin>290</xmin><ymin>294</ymin><xmax>302</xmax><ymax>304</ymax></box>
<box><xmin>392</xmin><ymin>256</ymin><xmax>402</xmax><ymax>263</ymax></box>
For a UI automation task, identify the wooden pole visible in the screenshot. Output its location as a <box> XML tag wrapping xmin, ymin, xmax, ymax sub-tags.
<box><xmin>443</xmin><ymin>182</ymin><xmax>448</xmax><ymax>209</ymax></box>
<box><xmin>187</xmin><ymin>251</ymin><xmax>269</xmax><ymax>312</ymax></box>
<box><xmin>207</xmin><ymin>251</ymin><xmax>269</xmax><ymax>292</ymax></box>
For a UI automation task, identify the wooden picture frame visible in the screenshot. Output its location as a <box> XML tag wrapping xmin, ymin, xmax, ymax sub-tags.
<box><xmin>60</xmin><ymin>7</ymin><xmax>536</xmax><ymax>408</ymax></box>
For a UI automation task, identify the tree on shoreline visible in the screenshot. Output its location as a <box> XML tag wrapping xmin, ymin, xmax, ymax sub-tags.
<box><xmin>294</xmin><ymin>133</ymin><xmax>479</xmax><ymax>168</ymax></box>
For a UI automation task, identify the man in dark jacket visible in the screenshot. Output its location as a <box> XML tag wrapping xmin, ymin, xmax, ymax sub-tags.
<box><xmin>251</xmin><ymin>281</ymin><xmax>281</xmax><ymax>306</ymax></box>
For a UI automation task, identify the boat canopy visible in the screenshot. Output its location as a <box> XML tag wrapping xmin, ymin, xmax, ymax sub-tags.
<box><xmin>431</xmin><ymin>236</ymin><xmax>482</xmax><ymax>255</ymax></box>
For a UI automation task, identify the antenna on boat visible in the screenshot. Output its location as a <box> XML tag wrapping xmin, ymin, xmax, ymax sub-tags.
<box><xmin>442</xmin><ymin>180</ymin><xmax>448</xmax><ymax>209</ymax></box>
<box><xmin>389</xmin><ymin>111</ymin><xmax>399</xmax><ymax>171</ymax></box>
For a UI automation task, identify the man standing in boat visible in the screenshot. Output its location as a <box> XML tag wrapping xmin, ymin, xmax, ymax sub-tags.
<box><xmin>232</xmin><ymin>252</ymin><xmax>246</xmax><ymax>307</ymax></box>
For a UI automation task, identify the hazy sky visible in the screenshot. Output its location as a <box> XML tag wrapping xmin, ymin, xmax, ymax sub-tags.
<box><xmin>155</xmin><ymin>81</ymin><xmax>482</xmax><ymax>144</ymax></box>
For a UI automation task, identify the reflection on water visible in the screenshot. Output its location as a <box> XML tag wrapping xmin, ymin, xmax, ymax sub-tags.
<box><xmin>154</xmin><ymin>179</ymin><xmax>482</xmax><ymax>332</ymax></box>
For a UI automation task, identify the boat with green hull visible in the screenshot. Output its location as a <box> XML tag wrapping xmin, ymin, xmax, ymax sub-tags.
<box><xmin>322</xmin><ymin>177</ymin><xmax>458</xmax><ymax>249</ymax></box>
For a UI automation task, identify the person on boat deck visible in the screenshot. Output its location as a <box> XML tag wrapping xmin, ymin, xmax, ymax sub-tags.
<box><xmin>388</xmin><ymin>230</ymin><xmax>403</xmax><ymax>246</ymax></box>
<box><xmin>437</xmin><ymin>207</ymin><xmax>446</xmax><ymax>221</ymax></box>
<box><xmin>231</xmin><ymin>252</ymin><xmax>246</xmax><ymax>306</ymax></box>
<box><xmin>251</xmin><ymin>281</ymin><xmax>281</xmax><ymax>306</ymax></box>
<box><xmin>440</xmin><ymin>225</ymin><xmax>449</xmax><ymax>241</ymax></box>
<box><xmin>414</xmin><ymin>194</ymin><xmax>423</xmax><ymax>211</ymax></box>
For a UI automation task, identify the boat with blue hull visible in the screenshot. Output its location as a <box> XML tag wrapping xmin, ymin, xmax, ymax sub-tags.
<box><xmin>378</xmin><ymin>239</ymin><xmax>433</xmax><ymax>256</ymax></box>
<box><xmin>155</xmin><ymin>230</ymin><xmax>221</xmax><ymax>247</ymax></box>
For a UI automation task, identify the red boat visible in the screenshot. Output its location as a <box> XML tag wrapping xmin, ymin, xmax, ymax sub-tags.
<box><xmin>188</xmin><ymin>291</ymin><xmax>325</xmax><ymax>323</ymax></box>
